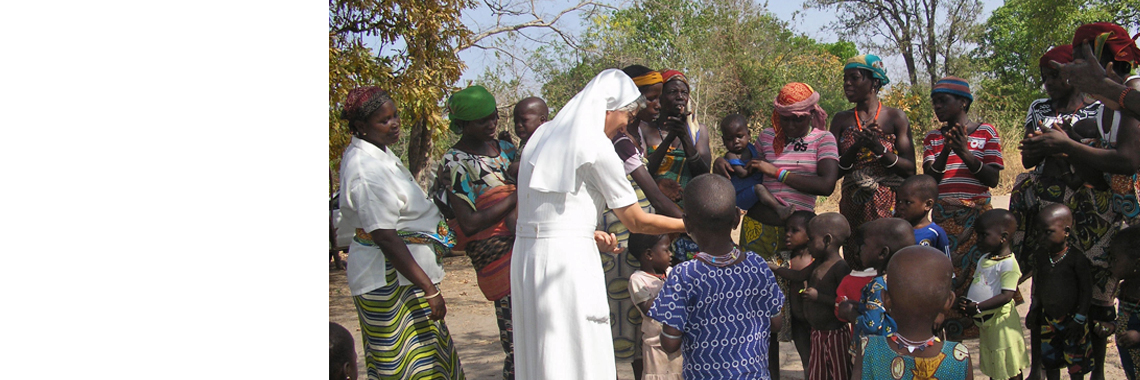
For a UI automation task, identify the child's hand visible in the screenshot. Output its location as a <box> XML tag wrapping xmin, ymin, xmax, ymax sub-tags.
<box><xmin>801</xmin><ymin>287</ymin><xmax>818</xmax><ymax>301</ymax></box>
<box><xmin>836</xmin><ymin>298</ymin><xmax>859</xmax><ymax>321</ymax></box>
<box><xmin>1062</xmin><ymin>319</ymin><xmax>1084</xmax><ymax>343</ymax></box>
<box><xmin>767</xmin><ymin>262</ymin><xmax>778</xmax><ymax>271</ymax></box>
<box><xmin>746</xmin><ymin>159</ymin><xmax>777</xmax><ymax>177</ymax></box>
<box><xmin>1121</xmin><ymin>330</ymin><xmax>1140</xmax><ymax>347</ymax></box>
<box><xmin>594</xmin><ymin>231</ymin><xmax>620</xmax><ymax>254</ymax></box>
<box><xmin>958</xmin><ymin>299</ymin><xmax>976</xmax><ymax>316</ymax></box>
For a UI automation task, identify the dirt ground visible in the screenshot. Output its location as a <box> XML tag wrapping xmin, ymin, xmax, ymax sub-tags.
<box><xmin>329</xmin><ymin>195</ymin><xmax>1126</xmax><ymax>379</ymax></box>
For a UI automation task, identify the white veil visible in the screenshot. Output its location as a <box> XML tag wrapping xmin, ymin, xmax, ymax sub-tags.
<box><xmin>524</xmin><ymin>69</ymin><xmax>642</xmax><ymax>193</ymax></box>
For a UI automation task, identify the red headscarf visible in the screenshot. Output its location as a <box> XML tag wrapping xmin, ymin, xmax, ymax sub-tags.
<box><xmin>1072</xmin><ymin>22</ymin><xmax>1140</xmax><ymax>67</ymax></box>
<box><xmin>660</xmin><ymin>69</ymin><xmax>689</xmax><ymax>84</ymax></box>
<box><xmin>1039</xmin><ymin>45</ymin><xmax>1073</xmax><ymax>68</ymax></box>
<box><xmin>771</xmin><ymin>83</ymin><xmax>827</xmax><ymax>155</ymax></box>
<box><xmin>342</xmin><ymin>86</ymin><xmax>390</xmax><ymax>121</ymax></box>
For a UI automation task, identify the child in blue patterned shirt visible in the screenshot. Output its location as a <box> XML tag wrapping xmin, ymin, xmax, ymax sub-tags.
<box><xmin>648</xmin><ymin>174</ymin><xmax>785</xmax><ymax>380</ymax></box>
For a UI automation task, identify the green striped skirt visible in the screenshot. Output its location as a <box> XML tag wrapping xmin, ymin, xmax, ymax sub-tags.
<box><xmin>353</xmin><ymin>257</ymin><xmax>464</xmax><ymax>380</ymax></box>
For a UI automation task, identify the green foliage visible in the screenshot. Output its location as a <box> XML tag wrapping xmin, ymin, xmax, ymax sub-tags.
<box><xmin>329</xmin><ymin>0</ymin><xmax>473</xmax><ymax>186</ymax></box>
<box><xmin>539</xmin><ymin>0</ymin><xmax>860</xmax><ymax>156</ymax></box>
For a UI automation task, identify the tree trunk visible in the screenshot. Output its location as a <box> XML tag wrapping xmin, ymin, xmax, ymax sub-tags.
<box><xmin>406</xmin><ymin>118</ymin><xmax>433</xmax><ymax>183</ymax></box>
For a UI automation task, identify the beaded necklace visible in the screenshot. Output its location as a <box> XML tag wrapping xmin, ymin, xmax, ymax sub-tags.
<box><xmin>854</xmin><ymin>102</ymin><xmax>882</xmax><ymax>131</ymax></box>
<box><xmin>1049</xmin><ymin>246</ymin><xmax>1069</xmax><ymax>267</ymax></box>
<box><xmin>889</xmin><ymin>332</ymin><xmax>940</xmax><ymax>353</ymax></box>
<box><xmin>695</xmin><ymin>246</ymin><xmax>742</xmax><ymax>267</ymax></box>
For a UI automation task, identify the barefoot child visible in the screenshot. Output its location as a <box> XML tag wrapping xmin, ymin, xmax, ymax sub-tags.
<box><xmin>649</xmin><ymin>174</ymin><xmax>785</xmax><ymax>379</ymax></box>
<box><xmin>783</xmin><ymin>210</ymin><xmax>816</xmax><ymax>370</ymax></box>
<box><xmin>627</xmin><ymin>233</ymin><xmax>683</xmax><ymax>379</ymax></box>
<box><xmin>1029</xmin><ymin>204</ymin><xmax>1093</xmax><ymax>379</ymax></box>
<box><xmin>895</xmin><ymin>175</ymin><xmax>950</xmax><ymax>258</ymax></box>
<box><xmin>1110</xmin><ymin>225</ymin><xmax>1140</xmax><ymax>380</ymax></box>
<box><xmin>837</xmin><ymin>218</ymin><xmax>915</xmax><ymax>345</ymax></box>
<box><xmin>852</xmin><ymin>246</ymin><xmax>974</xmax><ymax>379</ymax></box>
<box><xmin>958</xmin><ymin>209</ymin><xmax>1030</xmax><ymax>380</ymax></box>
<box><xmin>772</xmin><ymin>212</ymin><xmax>853</xmax><ymax>380</ymax></box>
<box><xmin>719</xmin><ymin>114</ymin><xmax>795</xmax><ymax>221</ymax></box>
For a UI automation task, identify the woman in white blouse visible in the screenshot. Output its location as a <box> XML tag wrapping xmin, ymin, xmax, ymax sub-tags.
<box><xmin>338</xmin><ymin>87</ymin><xmax>463</xmax><ymax>379</ymax></box>
<box><xmin>511</xmin><ymin>69</ymin><xmax>687</xmax><ymax>379</ymax></box>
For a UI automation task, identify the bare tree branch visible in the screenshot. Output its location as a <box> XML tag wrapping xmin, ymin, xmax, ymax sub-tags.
<box><xmin>455</xmin><ymin>0</ymin><xmax>616</xmax><ymax>53</ymax></box>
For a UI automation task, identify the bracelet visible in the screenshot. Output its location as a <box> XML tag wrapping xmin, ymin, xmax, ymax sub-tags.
<box><xmin>661</xmin><ymin>331</ymin><xmax>683</xmax><ymax>340</ymax></box>
<box><xmin>424</xmin><ymin>291</ymin><xmax>441</xmax><ymax>300</ymax></box>
<box><xmin>1121</xmin><ymin>87</ymin><xmax>1133</xmax><ymax>107</ymax></box>
<box><xmin>838</xmin><ymin>160</ymin><xmax>853</xmax><ymax>170</ymax></box>
<box><xmin>884</xmin><ymin>153</ymin><xmax>900</xmax><ymax>168</ymax></box>
<box><xmin>777</xmin><ymin>169</ymin><xmax>790</xmax><ymax>183</ymax></box>
<box><xmin>1074</xmin><ymin>313</ymin><xmax>1088</xmax><ymax>324</ymax></box>
<box><xmin>970</xmin><ymin>163</ymin><xmax>984</xmax><ymax>174</ymax></box>
<box><xmin>929</xmin><ymin>164</ymin><xmax>945</xmax><ymax>174</ymax></box>
<box><xmin>975</xmin><ymin>303</ymin><xmax>982</xmax><ymax>316</ymax></box>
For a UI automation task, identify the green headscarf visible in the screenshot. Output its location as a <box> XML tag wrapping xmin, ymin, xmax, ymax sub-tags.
<box><xmin>447</xmin><ymin>85</ymin><xmax>497</xmax><ymax>134</ymax></box>
<box><xmin>843</xmin><ymin>54</ymin><xmax>890</xmax><ymax>85</ymax></box>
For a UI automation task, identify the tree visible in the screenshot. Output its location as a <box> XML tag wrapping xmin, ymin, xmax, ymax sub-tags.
<box><xmin>329</xmin><ymin>0</ymin><xmax>472</xmax><ymax>187</ymax></box>
<box><xmin>329</xmin><ymin>0</ymin><xmax>613</xmax><ymax>185</ymax></box>
<box><xmin>806</xmin><ymin>0</ymin><xmax>984</xmax><ymax>88</ymax></box>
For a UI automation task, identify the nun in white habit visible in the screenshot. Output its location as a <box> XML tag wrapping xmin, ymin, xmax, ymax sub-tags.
<box><xmin>511</xmin><ymin>69</ymin><xmax>687</xmax><ymax>379</ymax></box>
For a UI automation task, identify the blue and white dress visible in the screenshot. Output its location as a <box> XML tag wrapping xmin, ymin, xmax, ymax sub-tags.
<box><xmin>648</xmin><ymin>251</ymin><xmax>785</xmax><ymax>379</ymax></box>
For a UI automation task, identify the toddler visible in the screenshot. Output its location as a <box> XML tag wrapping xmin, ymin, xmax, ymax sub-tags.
<box><xmin>628</xmin><ymin>233</ymin><xmax>683</xmax><ymax>379</ymax></box>
<box><xmin>958</xmin><ymin>209</ymin><xmax>1029</xmax><ymax>380</ymax></box>
<box><xmin>851</xmin><ymin>246</ymin><xmax>974</xmax><ymax>379</ymax></box>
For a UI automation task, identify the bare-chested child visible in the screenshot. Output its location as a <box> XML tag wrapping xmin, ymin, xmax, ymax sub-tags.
<box><xmin>837</xmin><ymin>218</ymin><xmax>915</xmax><ymax>347</ymax></box>
<box><xmin>851</xmin><ymin>246</ymin><xmax>974</xmax><ymax>379</ymax></box>
<box><xmin>506</xmin><ymin>97</ymin><xmax>549</xmax><ymax>180</ymax></box>
<box><xmin>1028</xmin><ymin>204</ymin><xmax>1093</xmax><ymax>380</ymax></box>
<box><xmin>782</xmin><ymin>210</ymin><xmax>816</xmax><ymax>370</ymax></box>
<box><xmin>771</xmin><ymin>212</ymin><xmax>852</xmax><ymax>380</ymax></box>
<box><xmin>719</xmin><ymin>114</ymin><xmax>794</xmax><ymax>221</ymax></box>
<box><xmin>1109</xmin><ymin>225</ymin><xmax>1140</xmax><ymax>380</ymax></box>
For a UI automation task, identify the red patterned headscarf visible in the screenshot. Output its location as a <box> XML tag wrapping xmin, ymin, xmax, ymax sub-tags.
<box><xmin>341</xmin><ymin>86</ymin><xmax>392</xmax><ymax>122</ymax></box>
<box><xmin>660</xmin><ymin>69</ymin><xmax>689</xmax><ymax>85</ymax></box>
<box><xmin>1039</xmin><ymin>45</ymin><xmax>1073</xmax><ymax>69</ymax></box>
<box><xmin>1072</xmin><ymin>23</ymin><xmax>1140</xmax><ymax>69</ymax></box>
<box><xmin>771</xmin><ymin>83</ymin><xmax>827</xmax><ymax>155</ymax></box>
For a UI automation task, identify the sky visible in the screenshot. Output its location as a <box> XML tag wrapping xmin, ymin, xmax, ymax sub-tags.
<box><xmin>456</xmin><ymin>0</ymin><xmax>1007</xmax><ymax>91</ymax></box>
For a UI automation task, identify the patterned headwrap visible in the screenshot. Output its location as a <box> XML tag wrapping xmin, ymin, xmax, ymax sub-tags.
<box><xmin>341</xmin><ymin>86</ymin><xmax>392</xmax><ymax>122</ymax></box>
<box><xmin>447</xmin><ymin>85</ymin><xmax>497</xmax><ymax>134</ymax></box>
<box><xmin>1073</xmin><ymin>22</ymin><xmax>1140</xmax><ymax>69</ymax></box>
<box><xmin>631</xmin><ymin>71</ymin><xmax>663</xmax><ymax>87</ymax></box>
<box><xmin>843</xmin><ymin>54</ymin><xmax>890</xmax><ymax>85</ymax></box>
<box><xmin>1039</xmin><ymin>45</ymin><xmax>1074</xmax><ymax>68</ymax></box>
<box><xmin>931</xmin><ymin>76</ymin><xmax>973</xmax><ymax>102</ymax></box>
<box><xmin>661</xmin><ymin>69</ymin><xmax>689</xmax><ymax>85</ymax></box>
<box><xmin>771</xmin><ymin>82</ymin><xmax>827</xmax><ymax>155</ymax></box>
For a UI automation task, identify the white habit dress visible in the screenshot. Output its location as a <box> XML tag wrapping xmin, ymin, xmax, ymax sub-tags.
<box><xmin>511</xmin><ymin>69</ymin><xmax>642</xmax><ymax>379</ymax></box>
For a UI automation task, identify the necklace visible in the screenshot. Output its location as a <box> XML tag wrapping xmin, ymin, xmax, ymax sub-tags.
<box><xmin>695</xmin><ymin>246</ymin><xmax>742</xmax><ymax>267</ymax></box>
<box><xmin>786</xmin><ymin>136</ymin><xmax>808</xmax><ymax>152</ymax></box>
<box><xmin>889</xmin><ymin>333</ymin><xmax>940</xmax><ymax>353</ymax></box>
<box><xmin>1049</xmin><ymin>246</ymin><xmax>1069</xmax><ymax>267</ymax></box>
<box><xmin>649</xmin><ymin>272</ymin><xmax>667</xmax><ymax>280</ymax></box>
<box><xmin>854</xmin><ymin>102</ymin><xmax>882</xmax><ymax>131</ymax></box>
<box><xmin>988</xmin><ymin>251</ymin><xmax>1013</xmax><ymax>261</ymax></box>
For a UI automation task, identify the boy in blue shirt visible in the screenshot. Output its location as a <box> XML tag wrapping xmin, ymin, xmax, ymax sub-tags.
<box><xmin>896</xmin><ymin>175</ymin><xmax>951</xmax><ymax>258</ymax></box>
<box><xmin>649</xmin><ymin>174</ymin><xmax>785</xmax><ymax>380</ymax></box>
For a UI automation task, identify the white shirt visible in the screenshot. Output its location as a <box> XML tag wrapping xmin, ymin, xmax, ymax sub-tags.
<box><xmin>339</xmin><ymin>137</ymin><xmax>445</xmax><ymax>295</ymax></box>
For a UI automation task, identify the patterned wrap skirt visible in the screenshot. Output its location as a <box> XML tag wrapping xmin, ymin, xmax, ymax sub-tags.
<box><xmin>353</xmin><ymin>254</ymin><xmax>464</xmax><ymax>380</ymax></box>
